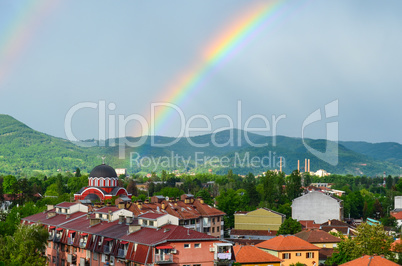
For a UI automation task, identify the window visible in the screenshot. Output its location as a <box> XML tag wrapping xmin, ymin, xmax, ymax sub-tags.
<box><xmin>184</xmin><ymin>244</ymin><xmax>191</xmax><ymax>248</ymax></box>
<box><xmin>282</xmin><ymin>253</ymin><xmax>291</xmax><ymax>259</ymax></box>
<box><xmin>93</xmin><ymin>252</ymin><xmax>98</xmax><ymax>260</ymax></box>
<box><xmin>323</xmin><ymin>244</ymin><xmax>326</xmax><ymax>247</ymax></box>
<box><xmin>61</xmin><ymin>259</ymin><xmax>65</xmax><ymax>266</ymax></box>
<box><xmin>212</xmin><ymin>227</ymin><xmax>215</xmax><ymax>233</ymax></box>
<box><xmin>333</xmin><ymin>244</ymin><xmax>337</xmax><ymax>248</ymax></box>
<box><xmin>191</xmin><ymin>219</ymin><xmax>196</xmax><ymax>224</ymax></box>
<box><xmin>52</xmin><ymin>256</ymin><xmax>56</xmax><ymax>263</ymax></box>
<box><xmin>194</xmin><ymin>243</ymin><xmax>201</xmax><ymax>248</ymax></box>
<box><xmin>217</xmin><ymin>226</ymin><xmax>220</xmax><ymax>231</ymax></box>
<box><xmin>149</xmin><ymin>221</ymin><xmax>154</xmax><ymax>226</ymax></box>
<box><xmin>296</xmin><ymin>253</ymin><xmax>301</xmax><ymax>256</ymax></box>
<box><xmin>212</xmin><ymin>218</ymin><xmax>215</xmax><ymax>223</ymax></box>
<box><xmin>306</xmin><ymin>252</ymin><xmax>314</xmax><ymax>258</ymax></box>
<box><xmin>217</xmin><ymin>217</ymin><xmax>220</xmax><ymax>222</ymax></box>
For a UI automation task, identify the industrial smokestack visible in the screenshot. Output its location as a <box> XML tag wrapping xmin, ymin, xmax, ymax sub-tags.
<box><xmin>280</xmin><ymin>157</ymin><xmax>282</xmax><ymax>172</ymax></box>
<box><xmin>308</xmin><ymin>159</ymin><xmax>310</xmax><ymax>173</ymax></box>
<box><xmin>297</xmin><ymin>160</ymin><xmax>300</xmax><ymax>172</ymax></box>
<box><xmin>305</xmin><ymin>159</ymin><xmax>307</xmax><ymax>173</ymax></box>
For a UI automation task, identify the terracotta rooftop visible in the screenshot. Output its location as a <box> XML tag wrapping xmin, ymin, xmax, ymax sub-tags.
<box><xmin>391</xmin><ymin>211</ymin><xmax>402</xmax><ymax>220</ymax></box>
<box><xmin>340</xmin><ymin>255</ymin><xmax>399</xmax><ymax>266</ymax></box>
<box><xmin>96</xmin><ymin>206</ymin><xmax>120</xmax><ymax>214</ymax></box>
<box><xmin>139</xmin><ymin>212</ymin><xmax>166</xmax><ymax>219</ymax></box>
<box><xmin>233</xmin><ymin>245</ymin><xmax>282</xmax><ymax>263</ymax></box>
<box><xmin>256</xmin><ymin>235</ymin><xmax>320</xmax><ymax>251</ymax></box>
<box><xmin>55</xmin><ymin>202</ymin><xmax>77</xmax><ymax>208</ymax></box>
<box><xmin>295</xmin><ymin>229</ymin><xmax>341</xmax><ymax>244</ymax></box>
<box><xmin>299</xmin><ymin>220</ymin><xmax>321</xmax><ymax>229</ymax></box>
<box><xmin>120</xmin><ymin>224</ymin><xmax>217</xmax><ymax>245</ymax></box>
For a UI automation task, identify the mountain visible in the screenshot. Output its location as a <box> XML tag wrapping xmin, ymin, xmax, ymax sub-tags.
<box><xmin>0</xmin><ymin>114</ymin><xmax>401</xmax><ymax>176</ymax></box>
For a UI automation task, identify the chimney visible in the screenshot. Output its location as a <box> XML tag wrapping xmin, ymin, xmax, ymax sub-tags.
<box><xmin>119</xmin><ymin>215</ymin><xmax>125</xmax><ymax>224</ymax></box>
<box><xmin>126</xmin><ymin>216</ymin><xmax>133</xmax><ymax>225</ymax></box>
<box><xmin>328</xmin><ymin>219</ymin><xmax>331</xmax><ymax>225</ymax></box>
<box><xmin>108</xmin><ymin>210</ymin><xmax>112</xmax><ymax>222</ymax></box>
<box><xmin>90</xmin><ymin>218</ymin><xmax>101</xmax><ymax>227</ymax></box>
<box><xmin>305</xmin><ymin>159</ymin><xmax>307</xmax><ymax>173</ymax></box>
<box><xmin>86</xmin><ymin>213</ymin><xmax>91</xmax><ymax>219</ymax></box>
<box><xmin>144</xmin><ymin>199</ymin><xmax>150</xmax><ymax>204</ymax></box>
<box><xmin>47</xmin><ymin>212</ymin><xmax>56</xmax><ymax>219</ymax></box>
<box><xmin>66</xmin><ymin>214</ymin><xmax>70</xmax><ymax>219</ymax></box>
<box><xmin>106</xmin><ymin>201</ymin><xmax>112</xmax><ymax>207</ymax></box>
<box><xmin>128</xmin><ymin>224</ymin><xmax>141</xmax><ymax>234</ymax></box>
<box><xmin>118</xmin><ymin>202</ymin><xmax>125</xmax><ymax>209</ymax></box>
<box><xmin>199</xmin><ymin>197</ymin><xmax>204</xmax><ymax>204</ymax></box>
<box><xmin>162</xmin><ymin>202</ymin><xmax>166</xmax><ymax>210</ymax></box>
<box><xmin>47</xmin><ymin>205</ymin><xmax>54</xmax><ymax>211</ymax></box>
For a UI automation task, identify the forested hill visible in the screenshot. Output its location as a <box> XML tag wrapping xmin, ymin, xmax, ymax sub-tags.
<box><xmin>0</xmin><ymin>115</ymin><xmax>104</xmax><ymax>175</ymax></box>
<box><xmin>0</xmin><ymin>114</ymin><xmax>402</xmax><ymax>177</ymax></box>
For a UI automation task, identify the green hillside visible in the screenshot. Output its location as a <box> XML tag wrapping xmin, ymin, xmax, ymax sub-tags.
<box><xmin>0</xmin><ymin>114</ymin><xmax>401</xmax><ymax>177</ymax></box>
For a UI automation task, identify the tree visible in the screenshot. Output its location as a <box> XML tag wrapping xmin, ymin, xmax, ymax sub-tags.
<box><xmin>285</xmin><ymin>170</ymin><xmax>302</xmax><ymax>201</ymax></box>
<box><xmin>327</xmin><ymin>223</ymin><xmax>395</xmax><ymax>264</ymax></box>
<box><xmin>277</xmin><ymin>218</ymin><xmax>302</xmax><ymax>235</ymax></box>
<box><xmin>0</xmin><ymin>223</ymin><xmax>48</xmax><ymax>265</ymax></box>
<box><xmin>75</xmin><ymin>168</ymin><xmax>81</xmax><ymax>177</ymax></box>
<box><xmin>127</xmin><ymin>180</ymin><xmax>138</xmax><ymax>196</ymax></box>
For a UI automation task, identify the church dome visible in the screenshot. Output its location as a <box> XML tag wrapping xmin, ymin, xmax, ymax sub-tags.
<box><xmin>89</xmin><ymin>164</ymin><xmax>117</xmax><ymax>178</ymax></box>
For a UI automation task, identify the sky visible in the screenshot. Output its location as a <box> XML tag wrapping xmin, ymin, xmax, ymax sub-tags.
<box><xmin>0</xmin><ymin>0</ymin><xmax>402</xmax><ymax>144</ymax></box>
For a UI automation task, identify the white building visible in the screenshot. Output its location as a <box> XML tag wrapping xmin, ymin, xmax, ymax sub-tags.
<box><xmin>292</xmin><ymin>191</ymin><xmax>343</xmax><ymax>224</ymax></box>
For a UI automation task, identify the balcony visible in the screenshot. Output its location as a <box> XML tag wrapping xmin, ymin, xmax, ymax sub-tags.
<box><xmin>54</xmin><ymin>234</ymin><xmax>61</xmax><ymax>243</ymax></box>
<box><xmin>48</xmin><ymin>234</ymin><xmax>54</xmax><ymax>240</ymax></box>
<box><xmin>103</xmin><ymin>245</ymin><xmax>111</xmax><ymax>254</ymax></box>
<box><xmin>79</xmin><ymin>241</ymin><xmax>87</xmax><ymax>248</ymax></box>
<box><xmin>67</xmin><ymin>237</ymin><xmax>74</xmax><ymax>245</ymax></box>
<box><xmin>155</xmin><ymin>253</ymin><xmax>173</xmax><ymax>264</ymax></box>
<box><xmin>217</xmin><ymin>253</ymin><xmax>231</xmax><ymax>260</ymax></box>
<box><xmin>117</xmin><ymin>248</ymin><xmax>126</xmax><ymax>258</ymax></box>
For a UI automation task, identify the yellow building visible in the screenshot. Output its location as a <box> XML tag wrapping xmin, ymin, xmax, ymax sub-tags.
<box><xmin>256</xmin><ymin>235</ymin><xmax>320</xmax><ymax>266</ymax></box>
<box><xmin>233</xmin><ymin>245</ymin><xmax>281</xmax><ymax>266</ymax></box>
<box><xmin>234</xmin><ymin>208</ymin><xmax>286</xmax><ymax>231</ymax></box>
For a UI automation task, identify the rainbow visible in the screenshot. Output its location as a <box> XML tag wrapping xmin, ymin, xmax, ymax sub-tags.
<box><xmin>141</xmin><ymin>0</ymin><xmax>292</xmax><ymax>137</ymax></box>
<box><xmin>0</xmin><ymin>0</ymin><xmax>59</xmax><ymax>87</ymax></box>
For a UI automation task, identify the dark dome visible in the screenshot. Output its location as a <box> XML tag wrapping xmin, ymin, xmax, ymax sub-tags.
<box><xmin>89</xmin><ymin>164</ymin><xmax>117</xmax><ymax>178</ymax></box>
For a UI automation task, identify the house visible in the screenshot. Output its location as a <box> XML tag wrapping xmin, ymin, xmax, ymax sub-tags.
<box><xmin>256</xmin><ymin>235</ymin><xmax>320</xmax><ymax>266</ymax></box>
<box><xmin>292</xmin><ymin>191</ymin><xmax>343</xmax><ymax>224</ymax></box>
<box><xmin>234</xmin><ymin>208</ymin><xmax>286</xmax><ymax>231</ymax></box>
<box><xmin>320</xmin><ymin>219</ymin><xmax>356</xmax><ymax>236</ymax></box>
<box><xmin>126</xmin><ymin>194</ymin><xmax>225</xmax><ymax>238</ymax></box>
<box><xmin>233</xmin><ymin>245</ymin><xmax>281</xmax><ymax>266</ymax></box>
<box><xmin>298</xmin><ymin>220</ymin><xmax>321</xmax><ymax>230</ymax></box>
<box><xmin>295</xmin><ymin>229</ymin><xmax>341</xmax><ymax>264</ymax></box>
<box><xmin>294</xmin><ymin>229</ymin><xmax>341</xmax><ymax>248</ymax></box>
<box><xmin>21</xmin><ymin>201</ymin><xmax>234</xmax><ymax>266</ymax></box>
<box><xmin>340</xmin><ymin>255</ymin><xmax>399</xmax><ymax>266</ymax></box>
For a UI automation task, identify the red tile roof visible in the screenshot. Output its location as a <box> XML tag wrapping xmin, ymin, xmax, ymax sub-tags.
<box><xmin>256</xmin><ymin>235</ymin><xmax>320</xmax><ymax>251</ymax></box>
<box><xmin>139</xmin><ymin>212</ymin><xmax>166</xmax><ymax>219</ymax></box>
<box><xmin>340</xmin><ymin>255</ymin><xmax>399</xmax><ymax>266</ymax></box>
<box><xmin>391</xmin><ymin>211</ymin><xmax>402</xmax><ymax>220</ymax></box>
<box><xmin>295</xmin><ymin>229</ymin><xmax>341</xmax><ymax>244</ymax></box>
<box><xmin>233</xmin><ymin>245</ymin><xmax>282</xmax><ymax>263</ymax></box>
<box><xmin>96</xmin><ymin>206</ymin><xmax>120</xmax><ymax>214</ymax></box>
<box><xmin>120</xmin><ymin>224</ymin><xmax>216</xmax><ymax>246</ymax></box>
<box><xmin>299</xmin><ymin>220</ymin><xmax>321</xmax><ymax>229</ymax></box>
<box><xmin>56</xmin><ymin>202</ymin><xmax>77</xmax><ymax>208</ymax></box>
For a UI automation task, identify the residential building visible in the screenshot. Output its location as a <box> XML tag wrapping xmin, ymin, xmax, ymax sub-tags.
<box><xmin>74</xmin><ymin>164</ymin><xmax>132</xmax><ymax>202</ymax></box>
<box><xmin>292</xmin><ymin>191</ymin><xmax>343</xmax><ymax>224</ymax></box>
<box><xmin>233</xmin><ymin>245</ymin><xmax>281</xmax><ymax>266</ymax></box>
<box><xmin>234</xmin><ymin>208</ymin><xmax>286</xmax><ymax>231</ymax></box>
<box><xmin>298</xmin><ymin>220</ymin><xmax>321</xmax><ymax>230</ymax></box>
<box><xmin>256</xmin><ymin>235</ymin><xmax>320</xmax><ymax>266</ymax></box>
<box><xmin>294</xmin><ymin>229</ymin><xmax>341</xmax><ymax>248</ymax></box>
<box><xmin>295</xmin><ymin>229</ymin><xmax>341</xmax><ymax>264</ymax></box>
<box><xmin>340</xmin><ymin>255</ymin><xmax>399</xmax><ymax>266</ymax></box>
<box><xmin>320</xmin><ymin>219</ymin><xmax>356</xmax><ymax>236</ymax></box>
<box><xmin>22</xmin><ymin>201</ymin><xmax>233</xmax><ymax>266</ymax></box>
<box><xmin>126</xmin><ymin>194</ymin><xmax>225</xmax><ymax>238</ymax></box>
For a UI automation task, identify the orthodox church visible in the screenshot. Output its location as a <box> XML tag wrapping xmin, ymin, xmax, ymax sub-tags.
<box><xmin>74</xmin><ymin>163</ymin><xmax>131</xmax><ymax>202</ymax></box>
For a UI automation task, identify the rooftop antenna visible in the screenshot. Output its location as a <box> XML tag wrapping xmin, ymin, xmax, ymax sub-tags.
<box><xmin>102</xmin><ymin>156</ymin><xmax>106</xmax><ymax>165</ymax></box>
